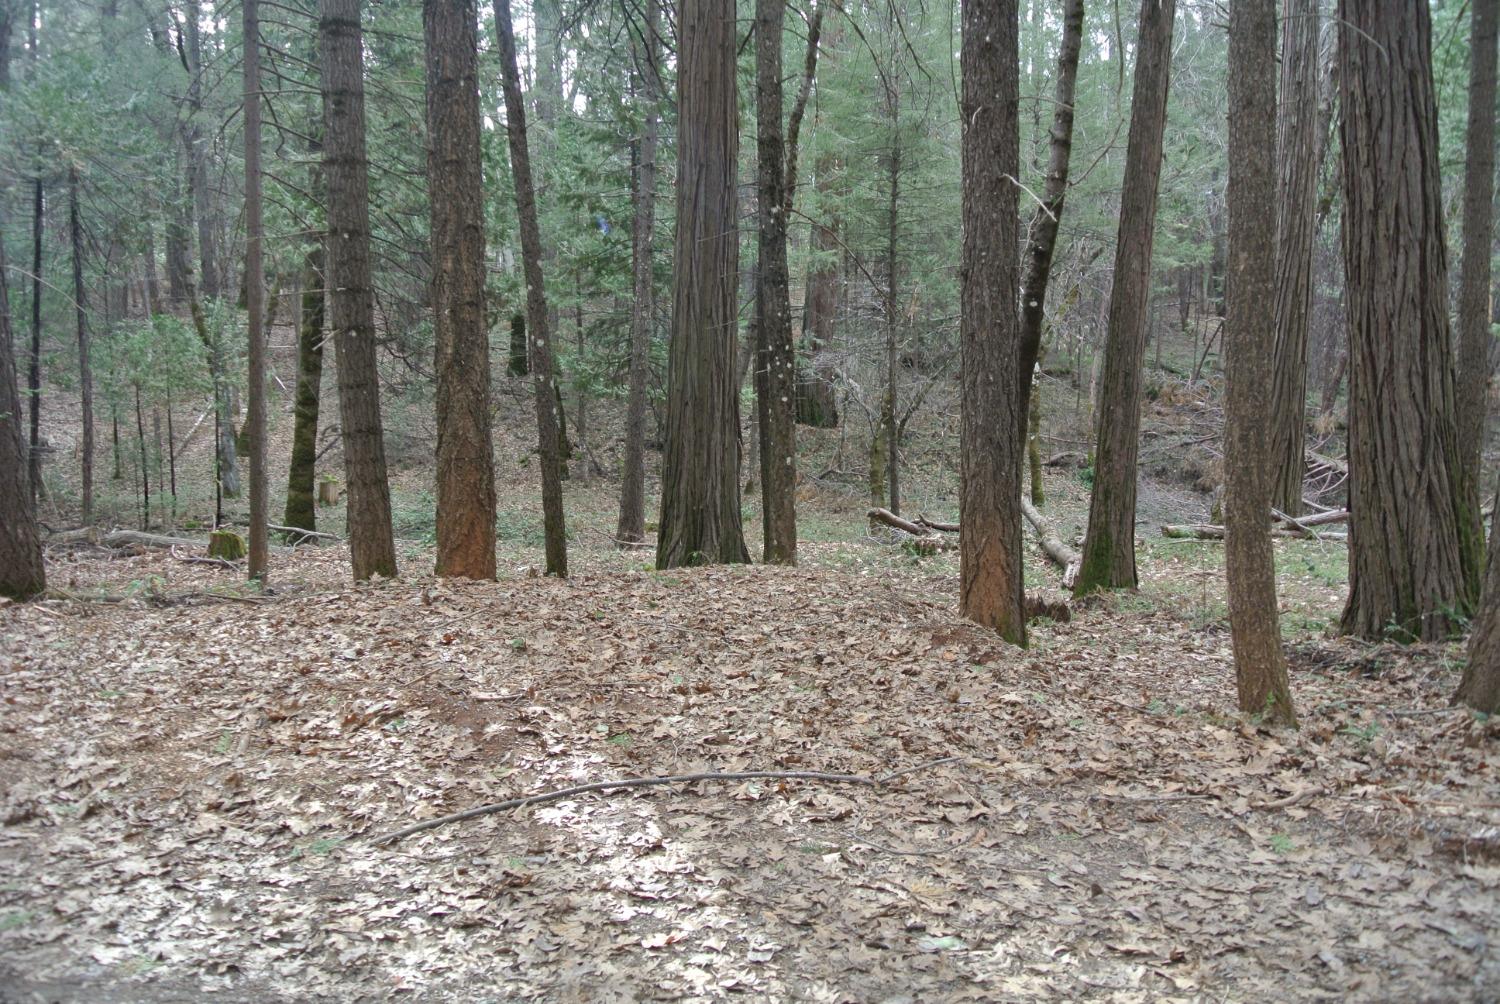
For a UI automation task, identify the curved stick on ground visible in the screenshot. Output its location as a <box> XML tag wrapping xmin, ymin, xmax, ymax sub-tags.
<box><xmin>1020</xmin><ymin>498</ymin><xmax>1082</xmax><ymax>588</ymax></box>
<box><xmin>369</xmin><ymin>759</ymin><xmax>960</xmax><ymax>846</ymax></box>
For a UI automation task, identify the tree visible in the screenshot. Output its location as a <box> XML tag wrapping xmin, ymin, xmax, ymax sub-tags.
<box><xmin>1338</xmin><ymin>0</ymin><xmax>1481</xmax><ymax>640</ymax></box>
<box><xmin>283</xmin><ymin>242</ymin><xmax>325</xmax><ymax>533</ymax></box>
<box><xmin>1225</xmin><ymin>0</ymin><xmax>1295</xmax><ymax>726</ymax></box>
<box><xmin>957</xmin><ymin>0</ymin><xmax>1024</xmax><ymax>644</ymax></box>
<box><xmin>1016</xmin><ymin>0</ymin><xmax>1084</xmax><ymax>431</ymax></box>
<box><xmin>244</xmin><ymin>0</ymin><xmax>268</xmax><ymax>581</ymax></box>
<box><xmin>1072</xmin><ymin>0</ymin><xmax>1175</xmax><ymax>596</ymax></box>
<box><xmin>616</xmin><ymin>0</ymin><xmax>661</xmax><ymax>547</ymax></box>
<box><xmin>1266</xmin><ymin>0</ymin><xmax>1322</xmax><ymax>517</ymax></box>
<box><xmin>494</xmin><ymin>0</ymin><xmax>567</xmax><ymax>577</ymax></box>
<box><xmin>1456</xmin><ymin>0</ymin><xmax>1497</xmax><ymax>527</ymax></box>
<box><xmin>656</xmin><ymin>0</ymin><xmax>750</xmax><ymax>569</ymax></box>
<box><xmin>427</xmin><ymin>0</ymin><xmax>498</xmax><ymax>580</ymax></box>
<box><xmin>69</xmin><ymin>165</ymin><xmax>93</xmax><ymax>525</ymax></box>
<box><xmin>320</xmin><ymin>0</ymin><xmax>398</xmax><ymax>580</ymax></box>
<box><xmin>0</xmin><ymin>218</ymin><xmax>45</xmax><ymax>600</ymax></box>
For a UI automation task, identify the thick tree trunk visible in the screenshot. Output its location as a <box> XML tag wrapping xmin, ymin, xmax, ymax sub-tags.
<box><xmin>69</xmin><ymin>167</ymin><xmax>93</xmax><ymax>525</ymax></box>
<box><xmin>184</xmin><ymin>0</ymin><xmax>221</xmax><ymax>301</ymax></box>
<box><xmin>958</xmin><ymin>0</ymin><xmax>1025</xmax><ymax>644</ymax></box>
<box><xmin>426</xmin><ymin>0</ymin><xmax>498</xmax><ymax>579</ymax></box>
<box><xmin>495</xmin><ymin>0</ymin><xmax>567</xmax><ymax>577</ymax></box>
<box><xmin>284</xmin><ymin>244</ymin><xmax>325</xmax><ymax>532</ymax></box>
<box><xmin>656</xmin><ymin>0</ymin><xmax>749</xmax><ymax>569</ymax></box>
<box><xmin>320</xmin><ymin>0</ymin><xmax>398</xmax><ymax>580</ymax></box>
<box><xmin>884</xmin><ymin>123</ymin><xmax>901</xmax><ymax>517</ymax></box>
<box><xmin>243</xmin><ymin>0</ymin><xmax>269</xmax><ymax>582</ymax></box>
<box><xmin>1225</xmin><ymin>0</ymin><xmax>1295</xmax><ymax>726</ymax></box>
<box><xmin>0</xmin><ymin>213</ymin><xmax>44</xmax><ymax>599</ymax></box>
<box><xmin>1267</xmin><ymin>0</ymin><xmax>1322</xmax><ymax>517</ymax></box>
<box><xmin>1016</xmin><ymin>0</ymin><xmax>1083</xmax><ymax>427</ymax></box>
<box><xmin>506</xmin><ymin>313</ymin><xmax>529</xmax><ymax>377</ymax></box>
<box><xmin>1337</xmin><ymin>0</ymin><xmax>1481</xmax><ymax>640</ymax></box>
<box><xmin>617</xmin><ymin>0</ymin><xmax>661</xmax><ymax>546</ymax></box>
<box><xmin>753</xmin><ymin>0</ymin><xmax>797</xmax><ymax>564</ymax></box>
<box><xmin>1073</xmin><ymin>0</ymin><xmax>1175</xmax><ymax>596</ymax></box>
<box><xmin>1456</xmin><ymin>0</ymin><xmax>1498</xmax><ymax>531</ymax></box>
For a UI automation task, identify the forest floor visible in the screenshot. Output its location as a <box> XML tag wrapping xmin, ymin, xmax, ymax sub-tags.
<box><xmin>4</xmin><ymin>350</ymin><xmax>1499</xmax><ymax>1000</ymax></box>
<box><xmin>2</xmin><ymin>483</ymin><xmax>1499</xmax><ymax>1002</ymax></box>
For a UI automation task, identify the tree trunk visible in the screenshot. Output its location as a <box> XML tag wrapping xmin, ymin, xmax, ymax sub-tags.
<box><xmin>495</xmin><ymin>0</ymin><xmax>567</xmax><ymax>577</ymax></box>
<box><xmin>134</xmin><ymin>383</ymin><xmax>149</xmax><ymax>530</ymax></box>
<box><xmin>69</xmin><ymin>166</ymin><xmax>93</xmax><ymax>526</ymax></box>
<box><xmin>507</xmin><ymin>313</ymin><xmax>529</xmax><ymax>376</ymax></box>
<box><xmin>320</xmin><ymin>0</ymin><xmax>398</xmax><ymax>580</ymax></box>
<box><xmin>184</xmin><ymin>0</ymin><xmax>221</xmax><ymax>301</ymax></box>
<box><xmin>1455</xmin><ymin>0</ymin><xmax>1498</xmax><ymax>534</ymax></box>
<box><xmin>753</xmin><ymin>0</ymin><xmax>797</xmax><ymax>564</ymax></box>
<box><xmin>0</xmin><ymin>211</ymin><xmax>44</xmax><ymax>599</ymax></box>
<box><xmin>1073</xmin><ymin>0</ymin><xmax>1175</xmax><ymax>596</ymax></box>
<box><xmin>958</xmin><ymin>0</ymin><xmax>1026</xmax><ymax>644</ymax></box>
<box><xmin>1337</xmin><ymin>0</ymin><xmax>1481</xmax><ymax>640</ymax></box>
<box><xmin>425</xmin><ymin>0</ymin><xmax>499</xmax><ymax>580</ymax></box>
<box><xmin>617</xmin><ymin>0</ymin><xmax>661</xmax><ymax>545</ymax></box>
<box><xmin>1016</xmin><ymin>0</ymin><xmax>1084</xmax><ymax>428</ymax></box>
<box><xmin>1458</xmin><ymin>497</ymin><xmax>1500</xmax><ymax>714</ymax></box>
<box><xmin>284</xmin><ymin>243</ymin><xmax>325</xmax><ymax>532</ymax></box>
<box><xmin>1267</xmin><ymin>0</ymin><xmax>1322</xmax><ymax>517</ymax></box>
<box><xmin>656</xmin><ymin>0</ymin><xmax>750</xmax><ymax>569</ymax></box>
<box><xmin>884</xmin><ymin>122</ymin><xmax>901</xmax><ymax>517</ymax></box>
<box><xmin>243</xmin><ymin>0</ymin><xmax>269</xmax><ymax>582</ymax></box>
<box><xmin>28</xmin><ymin>176</ymin><xmax>42</xmax><ymax>505</ymax></box>
<box><xmin>1225</xmin><ymin>0</ymin><xmax>1295</xmax><ymax>726</ymax></box>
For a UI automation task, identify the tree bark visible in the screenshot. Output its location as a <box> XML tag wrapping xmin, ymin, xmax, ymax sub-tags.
<box><xmin>495</xmin><ymin>0</ymin><xmax>567</xmax><ymax>577</ymax></box>
<box><xmin>283</xmin><ymin>243</ymin><xmax>325</xmax><ymax>533</ymax></box>
<box><xmin>656</xmin><ymin>0</ymin><xmax>750</xmax><ymax>569</ymax></box>
<box><xmin>1073</xmin><ymin>0</ymin><xmax>1175</xmax><ymax>596</ymax></box>
<box><xmin>426</xmin><ymin>0</ymin><xmax>498</xmax><ymax>580</ymax></box>
<box><xmin>1016</xmin><ymin>0</ymin><xmax>1084</xmax><ymax>427</ymax></box>
<box><xmin>184</xmin><ymin>0</ymin><xmax>221</xmax><ymax>301</ymax></box>
<box><xmin>754</xmin><ymin>0</ymin><xmax>798</xmax><ymax>564</ymax></box>
<box><xmin>243</xmin><ymin>0</ymin><xmax>268</xmax><ymax>582</ymax></box>
<box><xmin>616</xmin><ymin>0</ymin><xmax>661</xmax><ymax>546</ymax></box>
<box><xmin>1225</xmin><ymin>0</ymin><xmax>1295</xmax><ymax>726</ymax></box>
<box><xmin>320</xmin><ymin>0</ymin><xmax>398</xmax><ymax>580</ymax></box>
<box><xmin>1459</xmin><ymin>497</ymin><xmax>1500</xmax><ymax>714</ymax></box>
<box><xmin>1455</xmin><ymin>0</ymin><xmax>1498</xmax><ymax>534</ymax></box>
<box><xmin>28</xmin><ymin>175</ymin><xmax>42</xmax><ymax>505</ymax></box>
<box><xmin>1267</xmin><ymin>0</ymin><xmax>1322</xmax><ymax>517</ymax></box>
<box><xmin>958</xmin><ymin>0</ymin><xmax>1026</xmax><ymax>644</ymax></box>
<box><xmin>0</xmin><ymin>210</ymin><xmax>44</xmax><ymax>599</ymax></box>
<box><xmin>1337</xmin><ymin>0</ymin><xmax>1481</xmax><ymax>640</ymax></box>
<box><xmin>884</xmin><ymin>120</ymin><xmax>901</xmax><ymax>516</ymax></box>
<box><xmin>69</xmin><ymin>166</ymin><xmax>93</xmax><ymax>526</ymax></box>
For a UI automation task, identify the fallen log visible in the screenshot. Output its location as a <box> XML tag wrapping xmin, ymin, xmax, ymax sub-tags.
<box><xmin>101</xmin><ymin>530</ymin><xmax>200</xmax><ymax>550</ymax></box>
<box><xmin>914</xmin><ymin>514</ymin><xmax>960</xmax><ymax>533</ymax></box>
<box><xmin>1021</xmin><ymin>498</ymin><xmax>1082</xmax><ymax>588</ymax></box>
<box><xmin>1161</xmin><ymin>522</ymin><xmax>1347</xmax><ymax>541</ymax></box>
<box><xmin>866</xmin><ymin>508</ymin><xmax>956</xmax><ymax>554</ymax></box>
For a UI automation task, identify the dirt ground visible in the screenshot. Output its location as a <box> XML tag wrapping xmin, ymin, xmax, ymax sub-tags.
<box><xmin>2</xmin><ymin>521</ymin><xmax>1498</xmax><ymax>1002</ymax></box>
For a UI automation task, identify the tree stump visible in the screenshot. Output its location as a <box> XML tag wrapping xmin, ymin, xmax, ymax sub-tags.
<box><xmin>208</xmin><ymin>530</ymin><xmax>247</xmax><ymax>561</ymax></box>
<box><xmin>318</xmin><ymin>479</ymin><xmax>340</xmax><ymax>507</ymax></box>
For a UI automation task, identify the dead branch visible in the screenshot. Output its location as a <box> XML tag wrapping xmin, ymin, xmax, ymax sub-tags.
<box><xmin>1161</xmin><ymin>522</ymin><xmax>1346</xmax><ymax>541</ymax></box>
<box><xmin>1021</xmin><ymin>498</ymin><xmax>1082</xmax><ymax>588</ymax></box>
<box><xmin>170</xmin><ymin>545</ymin><xmax>240</xmax><ymax>570</ymax></box>
<box><xmin>269</xmin><ymin>523</ymin><xmax>341</xmax><ymax>542</ymax></box>
<box><xmin>370</xmin><ymin>760</ymin><xmax>958</xmax><ymax>846</ymax></box>
<box><xmin>866</xmin><ymin>508</ymin><xmax>955</xmax><ymax>553</ymax></box>
<box><xmin>1253</xmin><ymin>787</ymin><xmax>1326</xmax><ymax>810</ymax></box>
<box><xmin>914</xmin><ymin>515</ymin><xmax>960</xmax><ymax>533</ymax></box>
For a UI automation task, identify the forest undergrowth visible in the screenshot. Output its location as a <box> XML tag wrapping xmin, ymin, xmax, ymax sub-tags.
<box><xmin>3</xmin><ymin>477</ymin><xmax>1499</xmax><ymax>1000</ymax></box>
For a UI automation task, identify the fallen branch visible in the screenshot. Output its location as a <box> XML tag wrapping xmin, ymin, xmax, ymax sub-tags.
<box><xmin>1021</xmin><ymin>498</ymin><xmax>1082</xmax><ymax>588</ymax></box>
<box><xmin>101</xmin><ymin>530</ymin><xmax>201</xmax><ymax>549</ymax></box>
<box><xmin>914</xmin><ymin>514</ymin><xmax>960</xmax><ymax>533</ymax></box>
<box><xmin>370</xmin><ymin>760</ymin><xmax>958</xmax><ymax>846</ymax></box>
<box><xmin>866</xmin><ymin>508</ymin><xmax>955</xmax><ymax>553</ymax></box>
<box><xmin>170</xmin><ymin>545</ymin><xmax>240</xmax><ymax>570</ymax></box>
<box><xmin>1253</xmin><ymin>786</ymin><xmax>1326</xmax><ymax>811</ymax></box>
<box><xmin>269</xmin><ymin>523</ymin><xmax>341</xmax><ymax>543</ymax></box>
<box><xmin>1161</xmin><ymin>522</ymin><xmax>1346</xmax><ymax>542</ymax></box>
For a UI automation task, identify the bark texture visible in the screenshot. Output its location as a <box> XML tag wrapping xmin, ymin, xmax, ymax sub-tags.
<box><xmin>495</xmin><ymin>0</ymin><xmax>567</xmax><ymax>577</ymax></box>
<box><xmin>69</xmin><ymin>166</ymin><xmax>93</xmax><ymax>525</ymax></box>
<box><xmin>1073</xmin><ymin>0</ymin><xmax>1175</xmax><ymax>596</ymax></box>
<box><xmin>321</xmin><ymin>0</ymin><xmax>398</xmax><ymax>580</ymax></box>
<box><xmin>1337</xmin><ymin>0</ymin><xmax>1481</xmax><ymax>640</ymax></box>
<box><xmin>754</xmin><ymin>0</ymin><xmax>797</xmax><ymax>564</ymax></box>
<box><xmin>617</xmin><ymin>0</ymin><xmax>661</xmax><ymax>545</ymax></box>
<box><xmin>1456</xmin><ymin>0</ymin><xmax>1498</xmax><ymax>527</ymax></box>
<box><xmin>1459</xmin><ymin>500</ymin><xmax>1500</xmax><ymax>713</ymax></box>
<box><xmin>958</xmin><ymin>0</ymin><xmax>1025</xmax><ymax>644</ymax></box>
<box><xmin>1267</xmin><ymin>0</ymin><xmax>1322</xmax><ymax>516</ymax></box>
<box><xmin>283</xmin><ymin>242</ymin><xmax>325</xmax><ymax>532</ymax></box>
<box><xmin>427</xmin><ymin>0</ymin><xmax>498</xmax><ymax>580</ymax></box>
<box><xmin>0</xmin><ymin>214</ymin><xmax>44</xmax><ymax>599</ymax></box>
<box><xmin>1016</xmin><ymin>0</ymin><xmax>1083</xmax><ymax>427</ymax></box>
<box><xmin>1225</xmin><ymin>0</ymin><xmax>1295</xmax><ymax>726</ymax></box>
<box><xmin>244</xmin><ymin>0</ymin><xmax>269</xmax><ymax>581</ymax></box>
<box><xmin>656</xmin><ymin>0</ymin><xmax>750</xmax><ymax>569</ymax></box>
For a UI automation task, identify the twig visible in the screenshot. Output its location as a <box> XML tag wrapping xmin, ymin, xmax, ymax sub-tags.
<box><xmin>1253</xmin><ymin>787</ymin><xmax>1326</xmax><ymax>811</ymax></box>
<box><xmin>370</xmin><ymin>759</ymin><xmax>958</xmax><ymax>846</ymax></box>
<box><xmin>269</xmin><ymin>523</ymin><xmax>340</xmax><ymax>542</ymax></box>
<box><xmin>587</xmin><ymin>527</ymin><xmax>653</xmax><ymax>549</ymax></box>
